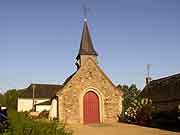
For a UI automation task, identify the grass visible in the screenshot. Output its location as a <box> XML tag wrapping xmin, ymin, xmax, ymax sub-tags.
<box><xmin>1</xmin><ymin>110</ymin><xmax>72</xmax><ymax>135</ymax></box>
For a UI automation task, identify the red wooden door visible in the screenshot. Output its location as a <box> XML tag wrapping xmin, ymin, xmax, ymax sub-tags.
<box><xmin>83</xmin><ymin>91</ymin><xmax>100</xmax><ymax>124</ymax></box>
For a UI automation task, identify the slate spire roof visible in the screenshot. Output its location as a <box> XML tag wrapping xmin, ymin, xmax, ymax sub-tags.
<box><xmin>76</xmin><ymin>19</ymin><xmax>98</xmax><ymax>59</ymax></box>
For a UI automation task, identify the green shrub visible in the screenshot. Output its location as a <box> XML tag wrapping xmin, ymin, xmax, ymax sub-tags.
<box><xmin>3</xmin><ymin>110</ymin><xmax>72</xmax><ymax>135</ymax></box>
<box><xmin>126</xmin><ymin>98</ymin><xmax>152</xmax><ymax>125</ymax></box>
<box><xmin>178</xmin><ymin>105</ymin><xmax>180</xmax><ymax>113</ymax></box>
<box><xmin>178</xmin><ymin>105</ymin><xmax>180</xmax><ymax>120</ymax></box>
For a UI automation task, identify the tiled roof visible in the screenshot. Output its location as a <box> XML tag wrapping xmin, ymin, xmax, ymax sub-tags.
<box><xmin>20</xmin><ymin>84</ymin><xmax>63</xmax><ymax>98</ymax></box>
<box><xmin>141</xmin><ymin>73</ymin><xmax>180</xmax><ymax>102</ymax></box>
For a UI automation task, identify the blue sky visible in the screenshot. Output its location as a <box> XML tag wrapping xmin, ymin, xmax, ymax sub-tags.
<box><xmin>0</xmin><ymin>0</ymin><xmax>180</xmax><ymax>92</ymax></box>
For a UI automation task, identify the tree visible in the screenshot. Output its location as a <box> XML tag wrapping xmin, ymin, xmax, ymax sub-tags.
<box><xmin>0</xmin><ymin>89</ymin><xmax>23</xmax><ymax>110</ymax></box>
<box><xmin>4</xmin><ymin>89</ymin><xmax>21</xmax><ymax>109</ymax></box>
<box><xmin>0</xmin><ymin>93</ymin><xmax>5</xmax><ymax>106</ymax></box>
<box><xmin>117</xmin><ymin>84</ymin><xmax>141</xmax><ymax>113</ymax></box>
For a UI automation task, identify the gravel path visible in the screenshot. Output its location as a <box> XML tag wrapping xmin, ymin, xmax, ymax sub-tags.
<box><xmin>69</xmin><ymin>123</ymin><xmax>179</xmax><ymax>135</ymax></box>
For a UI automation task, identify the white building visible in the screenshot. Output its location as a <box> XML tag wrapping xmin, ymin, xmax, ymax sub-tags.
<box><xmin>17</xmin><ymin>84</ymin><xmax>62</xmax><ymax>114</ymax></box>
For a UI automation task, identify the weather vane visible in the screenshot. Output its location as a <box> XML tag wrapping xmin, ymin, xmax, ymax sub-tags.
<box><xmin>83</xmin><ymin>4</ymin><xmax>90</xmax><ymax>21</ymax></box>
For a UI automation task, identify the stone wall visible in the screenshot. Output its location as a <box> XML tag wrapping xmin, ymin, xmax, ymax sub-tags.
<box><xmin>57</xmin><ymin>58</ymin><xmax>123</xmax><ymax>124</ymax></box>
<box><xmin>80</xmin><ymin>55</ymin><xmax>97</xmax><ymax>66</ymax></box>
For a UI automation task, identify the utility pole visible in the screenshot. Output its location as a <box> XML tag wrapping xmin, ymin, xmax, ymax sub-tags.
<box><xmin>32</xmin><ymin>84</ymin><xmax>36</xmax><ymax>112</ymax></box>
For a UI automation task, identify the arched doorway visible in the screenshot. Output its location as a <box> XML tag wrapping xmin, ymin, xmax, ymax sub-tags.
<box><xmin>83</xmin><ymin>91</ymin><xmax>100</xmax><ymax>124</ymax></box>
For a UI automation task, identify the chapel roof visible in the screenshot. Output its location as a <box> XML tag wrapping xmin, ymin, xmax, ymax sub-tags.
<box><xmin>20</xmin><ymin>84</ymin><xmax>63</xmax><ymax>98</ymax></box>
<box><xmin>76</xmin><ymin>20</ymin><xmax>98</xmax><ymax>59</ymax></box>
<box><xmin>63</xmin><ymin>72</ymin><xmax>77</xmax><ymax>86</ymax></box>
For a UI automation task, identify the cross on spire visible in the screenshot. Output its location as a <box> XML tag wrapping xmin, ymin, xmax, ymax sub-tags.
<box><xmin>83</xmin><ymin>4</ymin><xmax>90</xmax><ymax>22</ymax></box>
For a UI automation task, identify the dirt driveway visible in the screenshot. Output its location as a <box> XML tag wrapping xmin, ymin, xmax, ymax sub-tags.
<box><xmin>69</xmin><ymin>123</ymin><xmax>179</xmax><ymax>135</ymax></box>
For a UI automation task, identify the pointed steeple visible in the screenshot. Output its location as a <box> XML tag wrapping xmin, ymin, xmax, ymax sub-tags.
<box><xmin>76</xmin><ymin>19</ymin><xmax>98</xmax><ymax>60</ymax></box>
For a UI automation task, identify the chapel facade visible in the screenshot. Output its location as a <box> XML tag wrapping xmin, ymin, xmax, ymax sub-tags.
<box><xmin>55</xmin><ymin>19</ymin><xmax>123</xmax><ymax>124</ymax></box>
<box><xmin>18</xmin><ymin>18</ymin><xmax>123</xmax><ymax>124</ymax></box>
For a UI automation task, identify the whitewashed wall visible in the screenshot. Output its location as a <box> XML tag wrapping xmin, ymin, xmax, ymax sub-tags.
<box><xmin>36</xmin><ymin>105</ymin><xmax>51</xmax><ymax>112</ymax></box>
<box><xmin>17</xmin><ymin>98</ymin><xmax>49</xmax><ymax>112</ymax></box>
<box><xmin>49</xmin><ymin>98</ymin><xmax>57</xmax><ymax>120</ymax></box>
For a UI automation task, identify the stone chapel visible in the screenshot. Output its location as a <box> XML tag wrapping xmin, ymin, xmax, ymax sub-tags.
<box><xmin>54</xmin><ymin>18</ymin><xmax>123</xmax><ymax>124</ymax></box>
<box><xmin>18</xmin><ymin>18</ymin><xmax>123</xmax><ymax>124</ymax></box>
